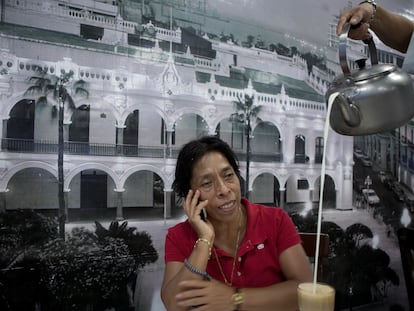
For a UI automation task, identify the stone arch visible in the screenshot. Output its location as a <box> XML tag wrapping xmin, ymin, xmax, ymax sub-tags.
<box><xmin>250</xmin><ymin>170</ymin><xmax>281</xmax><ymax>206</ymax></box>
<box><xmin>313</xmin><ymin>174</ymin><xmax>337</xmax><ymax>208</ymax></box>
<box><xmin>119</xmin><ymin>99</ymin><xmax>167</xmax><ymax>128</ymax></box>
<box><xmin>65</xmin><ymin>163</ymin><xmax>120</xmax><ymax>190</ymax></box>
<box><xmin>285</xmin><ymin>170</ymin><xmax>311</xmax><ymax>204</ymax></box>
<box><xmin>172</xmin><ymin>111</ymin><xmax>209</xmax><ymax>144</ymax></box>
<box><xmin>5</xmin><ymin>166</ymin><xmax>59</xmax><ymax>210</ymax></box>
<box><xmin>120</xmin><ymin>164</ymin><xmax>169</xmax><ymax>190</ymax></box>
<box><xmin>0</xmin><ymin>161</ymin><xmax>57</xmax><ymax>191</ymax></box>
<box><xmin>121</xmin><ymin>165</ymin><xmax>169</xmax><ymax>210</ymax></box>
<box><xmin>251</xmin><ymin>120</ymin><xmax>282</xmax><ymax>155</ymax></box>
<box><xmin>1</xmin><ymin>92</ymin><xmax>29</xmax><ymax>120</ymax></box>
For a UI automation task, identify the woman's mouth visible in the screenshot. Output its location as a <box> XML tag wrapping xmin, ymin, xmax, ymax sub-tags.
<box><xmin>219</xmin><ymin>201</ymin><xmax>236</xmax><ymax>212</ymax></box>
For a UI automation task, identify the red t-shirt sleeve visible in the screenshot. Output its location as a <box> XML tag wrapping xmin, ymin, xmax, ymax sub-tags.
<box><xmin>164</xmin><ymin>221</ymin><xmax>195</xmax><ymax>262</ymax></box>
<box><xmin>274</xmin><ymin>208</ymin><xmax>301</xmax><ymax>253</ymax></box>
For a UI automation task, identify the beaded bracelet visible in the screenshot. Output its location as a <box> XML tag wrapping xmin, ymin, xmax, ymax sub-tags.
<box><xmin>360</xmin><ymin>0</ymin><xmax>377</xmax><ymax>24</ymax></box>
<box><xmin>194</xmin><ymin>238</ymin><xmax>212</xmax><ymax>258</ymax></box>
<box><xmin>183</xmin><ymin>258</ymin><xmax>211</xmax><ymax>281</ymax></box>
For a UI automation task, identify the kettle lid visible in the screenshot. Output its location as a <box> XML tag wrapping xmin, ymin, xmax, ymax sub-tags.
<box><xmin>350</xmin><ymin>63</ymin><xmax>396</xmax><ymax>82</ymax></box>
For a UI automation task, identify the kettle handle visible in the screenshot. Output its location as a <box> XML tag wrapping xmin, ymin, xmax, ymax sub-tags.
<box><xmin>339</xmin><ymin>23</ymin><xmax>378</xmax><ymax>75</ymax></box>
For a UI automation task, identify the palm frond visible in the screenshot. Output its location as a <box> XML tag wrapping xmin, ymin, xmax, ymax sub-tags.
<box><xmin>250</xmin><ymin>105</ymin><xmax>263</xmax><ymax>117</ymax></box>
<box><xmin>233</xmin><ymin>99</ymin><xmax>245</xmax><ymax>111</ymax></box>
<box><xmin>75</xmin><ymin>88</ymin><xmax>89</xmax><ymax>98</ymax></box>
<box><xmin>24</xmin><ymin>85</ymin><xmax>42</xmax><ymax>96</ymax></box>
<box><xmin>65</xmin><ymin>96</ymin><xmax>76</xmax><ymax>110</ymax></box>
<box><xmin>73</xmin><ymin>79</ymin><xmax>88</xmax><ymax>89</ymax></box>
<box><xmin>37</xmin><ymin>96</ymin><xmax>49</xmax><ymax>106</ymax></box>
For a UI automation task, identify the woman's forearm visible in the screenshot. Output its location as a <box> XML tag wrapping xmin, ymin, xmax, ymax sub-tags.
<box><xmin>237</xmin><ymin>280</ymin><xmax>302</xmax><ymax>311</ymax></box>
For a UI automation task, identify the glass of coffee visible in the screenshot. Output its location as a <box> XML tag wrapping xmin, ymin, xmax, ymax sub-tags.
<box><xmin>297</xmin><ymin>282</ymin><xmax>335</xmax><ymax>311</ymax></box>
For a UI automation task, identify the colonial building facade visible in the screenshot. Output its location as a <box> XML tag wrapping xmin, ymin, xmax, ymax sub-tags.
<box><xmin>0</xmin><ymin>0</ymin><xmax>355</xmax><ymax>220</ymax></box>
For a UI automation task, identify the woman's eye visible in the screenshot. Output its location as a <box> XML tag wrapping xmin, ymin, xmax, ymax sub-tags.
<box><xmin>201</xmin><ymin>181</ymin><xmax>212</xmax><ymax>188</ymax></box>
<box><xmin>225</xmin><ymin>172</ymin><xmax>234</xmax><ymax>179</ymax></box>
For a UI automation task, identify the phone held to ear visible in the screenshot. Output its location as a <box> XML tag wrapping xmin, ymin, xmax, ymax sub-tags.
<box><xmin>200</xmin><ymin>207</ymin><xmax>207</xmax><ymax>222</ymax></box>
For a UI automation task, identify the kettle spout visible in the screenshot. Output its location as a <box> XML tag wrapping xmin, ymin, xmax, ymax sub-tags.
<box><xmin>335</xmin><ymin>93</ymin><xmax>361</xmax><ymax>127</ymax></box>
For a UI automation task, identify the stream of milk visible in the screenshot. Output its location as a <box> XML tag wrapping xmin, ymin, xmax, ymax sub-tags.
<box><xmin>312</xmin><ymin>92</ymin><xmax>339</xmax><ymax>290</ymax></box>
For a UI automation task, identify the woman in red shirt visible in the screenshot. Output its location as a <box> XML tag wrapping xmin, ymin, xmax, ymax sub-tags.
<box><xmin>161</xmin><ymin>136</ymin><xmax>312</xmax><ymax>311</ymax></box>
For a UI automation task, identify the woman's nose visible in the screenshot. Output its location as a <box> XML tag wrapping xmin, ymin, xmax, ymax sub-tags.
<box><xmin>216</xmin><ymin>178</ymin><xmax>230</xmax><ymax>195</ymax></box>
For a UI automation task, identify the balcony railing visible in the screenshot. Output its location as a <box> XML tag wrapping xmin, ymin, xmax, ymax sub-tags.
<box><xmin>234</xmin><ymin>151</ymin><xmax>283</xmax><ymax>162</ymax></box>
<box><xmin>1</xmin><ymin>138</ymin><xmax>165</xmax><ymax>158</ymax></box>
<box><xmin>1</xmin><ymin>138</ymin><xmax>285</xmax><ymax>162</ymax></box>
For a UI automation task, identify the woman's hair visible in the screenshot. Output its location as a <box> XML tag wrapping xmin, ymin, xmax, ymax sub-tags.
<box><xmin>172</xmin><ymin>136</ymin><xmax>240</xmax><ymax>198</ymax></box>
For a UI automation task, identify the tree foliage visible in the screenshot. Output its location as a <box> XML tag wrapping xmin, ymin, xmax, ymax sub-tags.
<box><xmin>95</xmin><ymin>220</ymin><xmax>158</xmax><ymax>268</ymax></box>
<box><xmin>0</xmin><ymin>212</ymin><xmax>158</xmax><ymax>310</ymax></box>
<box><xmin>38</xmin><ymin>227</ymin><xmax>136</xmax><ymax>310</ymax></box>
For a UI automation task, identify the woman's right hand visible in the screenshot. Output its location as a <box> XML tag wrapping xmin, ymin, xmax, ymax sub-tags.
<box><xmin>184</xmin><ymin>189</ymin><xmax>215</xmax><ymax>242</ymax></box>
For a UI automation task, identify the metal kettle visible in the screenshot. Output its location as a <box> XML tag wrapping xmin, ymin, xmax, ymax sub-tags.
<box><xmin>326</xmin><ymin>23</ymin><xmax>414</xmax><ymax>136</ymax></box>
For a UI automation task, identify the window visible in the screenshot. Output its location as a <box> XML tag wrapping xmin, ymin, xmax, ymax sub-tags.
<box><xmin>315</xmin><ymin>137</ymin><xmax>323</xmax><ymax>163</ymax></box>
<box><xmin>297</xmin><ymin>179</ymin><xmax>309</xmax><ymax>190</ymax></box>
<box><xmin>80</xmin><ymin>24</ymin><xmax>104</xmax><ymax>40</ymax></box>
<box><xmin>295</xmin><ymin>135</ymin><xmax>306</xmax><ymax>163</ymax></box>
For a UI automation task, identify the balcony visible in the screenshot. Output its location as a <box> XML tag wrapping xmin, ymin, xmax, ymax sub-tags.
<box><xmin>1</xmin><ymin>138</ymin><xmax>285</xmax><ymax>163</ymax></box>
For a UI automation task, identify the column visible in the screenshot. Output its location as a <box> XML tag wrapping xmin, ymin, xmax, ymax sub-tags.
<box><xmin>63</xmin><ymin>124</ymin><xmax>70</xmax><ymax>141</ymax></box>
<box><xmin>116</xmin><ymin>126</ymin><xmax>124</xmax><ymax>155</ymax></box>
<box><xmin>63</xmin><ymin>123</ymin><xmax>70</xmax><ymax>154</ymax></box>
<box><xmin>279</xmin><ymin>188</ymin><xmax>286</xmax><ymax>209</ymax></box>
<box><xmin>309</xmin><ymin>188</ymin><xmax>314</xmax><ymax>202</ymax></box>
<box><xmin>307</xmin><ymin>135</ymin><xmax>315</xmax><ymax>164</ymax></box>
<box><xmin>165</xmin><ymin>130</ymin><xmax>173</xmax><ymax>158</ymax></box>
<box><xmin>115</xmin><ymin>190</ymin><xmax>124</xmax><ymax>220</ymax></box>
<box><xmin>164</xmin><ymin>188</ymin><xmax>173</xmax><ymax>219</ymax></box>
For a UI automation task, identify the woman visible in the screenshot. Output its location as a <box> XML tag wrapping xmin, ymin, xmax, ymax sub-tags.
<box><xmin>161</xmin><ymin>136</ymin><xmax>312</xmax><ymax>311</ymax></box>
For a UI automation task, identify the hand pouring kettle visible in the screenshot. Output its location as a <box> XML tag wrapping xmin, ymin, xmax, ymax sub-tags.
<box><xmin>326</xmin><ymin>23</ymin><xmax>414</xmax><ymax>136</ymax></box>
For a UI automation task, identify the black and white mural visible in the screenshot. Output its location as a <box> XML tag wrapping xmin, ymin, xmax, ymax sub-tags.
<box><xmin>0</xmin><ymin>0</ymin><xmax>413</xmax><ymax>310</ymax></box>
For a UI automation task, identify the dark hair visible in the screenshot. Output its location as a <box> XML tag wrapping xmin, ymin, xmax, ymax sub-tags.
<box><xmin>172</xmin><ymin>136</ymin><xmax>240</xmax><ymax>198</ymax></box>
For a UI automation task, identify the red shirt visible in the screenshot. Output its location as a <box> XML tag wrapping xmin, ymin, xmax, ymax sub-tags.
<box><xmin>164</xmin><ymin>198</ymin><xmax>301</xmax><ymax>288</ymax></box>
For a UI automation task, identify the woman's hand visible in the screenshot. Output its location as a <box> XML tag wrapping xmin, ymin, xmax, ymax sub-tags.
<box><xmin>175</xmin><ymin>279</ymin><xmax>234</xmax><ymax>311</ymax></box>
<box><xmin>184</xmin><ymin>189</ymin><xmax>215</xmax><ymax>242</ymax></box>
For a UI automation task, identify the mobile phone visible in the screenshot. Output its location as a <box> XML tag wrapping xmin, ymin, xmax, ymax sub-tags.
<box><xmin>200</xmin><ymin>207</ymin><xmax>207</xmax><ymax>222</ymax></box>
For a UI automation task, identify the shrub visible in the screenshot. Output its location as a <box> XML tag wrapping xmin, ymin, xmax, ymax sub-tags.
<box><xmin>38</xmin><ymin>227</ymin><xmax>136</xmax><ymax>310</ymax></box>
<box><xmin>0</xmin><ymin>210</ymin><xmax>58</xmax><ymax>310</ymax></box>
<box><xmin>0</xmin><ymin>213</ymin><xmax>159</xmax><ymax>311</ymax></box>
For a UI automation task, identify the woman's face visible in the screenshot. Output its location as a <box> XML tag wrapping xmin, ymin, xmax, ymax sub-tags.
<box><xmin>190</xmin><ymin>151</ymin><xmax>241</xmax><ymax>220</ymax></box>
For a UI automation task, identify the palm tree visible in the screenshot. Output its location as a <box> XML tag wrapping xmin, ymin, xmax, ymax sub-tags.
<box><xmin>230</xmin><ymin>93</ymin><xmax>262</xmax><ymax>198</ymax></box>
<box><xmin>25</xmin><ymin>67</ymin><xmax>89</xmax><ymax>239</ymax></box>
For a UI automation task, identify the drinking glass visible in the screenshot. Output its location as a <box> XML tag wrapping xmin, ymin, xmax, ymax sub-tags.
<box><xmin>297</xmin><ymin>282</ymin><xmax>335</xmax><ymax>311</ymax></box>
